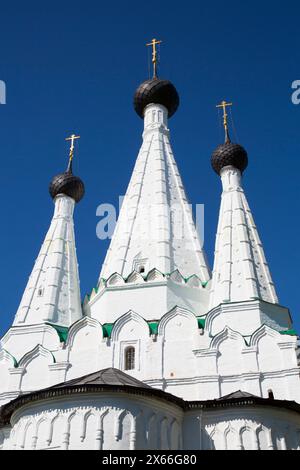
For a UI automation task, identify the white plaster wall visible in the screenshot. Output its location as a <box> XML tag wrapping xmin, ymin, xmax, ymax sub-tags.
<box><xmin>206</xmin><ymin>301</ymin><xmax>291</xmax><ymax>338</ymax></box>
<box><xmin>87</xmin><ymin>280</ymin><xmax>209</xmax><ymax>324</ymax></box>
<box><xmin>14</xmin><ymin>195</ymin><xmax>82</xmax><ymax>328</ymax></box>
<box><xmin>3</xmin><ymin>397</ymin><xmax>300</xmax><ymax>450</ymax></box>
<box><xmin>0</xmin><ymin>305</ymin><xmax>299</xmax><ymax>405</ymax></box>
<box><xmin>0</xmin><ymin>324</ymin><xmax>61</xmax><ymax>363</ymax></box>
<box><xmin>159</xmin><ymin>309</ymin><xmax>199</xmax><ymax>380</ymax></box>
<box><xmin>6</xmin><ymin>393</ymin><xmax>183</xmax><ymax>450</ymax></box>
<box><xmin>184</xmin><ymin>408</ymin><xmax>300</xmax><ymax>450</ymax></box>
<box><xmin>19</xmin><ymin>348</ymin><xmax>54</xmax><ymax>392</ymax></box>
<box><xmin>66</xmin><ymin>317</ymin><xmax>104</xmax><ymax>380</ymax></box>
<box><xmin>209</xmin><ymin>166</ymin><xmax>278</xmax><ymax>310</ymax></box>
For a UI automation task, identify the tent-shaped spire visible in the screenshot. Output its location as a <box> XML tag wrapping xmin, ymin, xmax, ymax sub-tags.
<box><xmin>100</xmin><ymin>70</ymin><xmax>210</xmax><ymax>282</ymax></box>
<box><xmin>13</xmin><ymin>136</ymin><xmax>84</xmax><ymax>327</ymax></box>
<box><xmin>209</xmin><ymin>103</ymin><xmax>278</xmax><ymax>309</ymax></box>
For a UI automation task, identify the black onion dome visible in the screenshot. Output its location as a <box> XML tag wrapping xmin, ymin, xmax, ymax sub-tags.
<box><xmin>49</xmin><ymin>162</ymin><xmax>85</xmax><ymax>203</ymax></box>
<box><xmin>211</xmin><ymin>141</ymin><xmax>248</xmax><ymax>175</ymax></box>
<box><xmin>134</xmin><ymin>78</ymin><xmax>179</xmax><ymax>118</ymax></box>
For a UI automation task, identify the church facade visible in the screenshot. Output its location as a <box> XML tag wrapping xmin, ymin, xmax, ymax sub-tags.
<box><xmin>0</xmin><ymin>50</ymin><xmax>300</xmax><ymax>450</ymax></box>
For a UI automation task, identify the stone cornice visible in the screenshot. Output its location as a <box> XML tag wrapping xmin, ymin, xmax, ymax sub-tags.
<box><xmin>2</xmin><ymin>382</ymin><xmax>300</xmax><ymax>428</ymax></box>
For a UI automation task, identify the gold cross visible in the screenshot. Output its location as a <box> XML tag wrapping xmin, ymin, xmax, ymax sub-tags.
<box><xmin>216</xmin><ymin>100</ymin><xmax>233</xmax><ymax>135</ymax></box>
<box><xmin>65</xmin><ymin>134</ymin><xmax>80</xmax><ymax>162</ymax></box>
<box><xmin>146</xmin><ymin>38</ymin><xmax>162</xmax><ymax>78</ymax></box>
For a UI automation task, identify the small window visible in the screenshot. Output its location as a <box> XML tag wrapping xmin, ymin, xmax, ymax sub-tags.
<box><xmin>37</xmin><ymin>287</ymin><xmax>44</xmax><ymax>297</ymax></box>
<box><xmin>133</xmin><ymin>258</ymin><xmax>148</xmax><ymax>275</ymax></box>
<box><xmin>125</xmin><ymin>346</ymin><xmax>135</xmax><ymax>371</ymax></box>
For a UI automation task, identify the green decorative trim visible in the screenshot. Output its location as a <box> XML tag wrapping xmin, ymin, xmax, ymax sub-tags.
<box><xmin>65</xmin><ymin>311</ymin><xmax>207</xmax><ymax>341</ymax></box>
<box><xmin>247</xmin><ymin>324</ymin><xmax>299</xmax><ymax>344</ymax></box>
<box><xmin>102</xmin><ymin>323</ymin><xmax>114</xmax><ymax>338</ymax></box>
<box><xmin>85</xmin><ymin>284</ymin><xmax>102</xmax><ymax>301</ymax></box>
<box><xmin>197</xmin><ymin>318</ymin><xmax>206</xmax><ymax>329</ymax></box>
<box><xmin>280</xmin><ymin>329</ymin><xmax>298</xmax><ymax>337</ymax></box>
<box><xmin>2</xmin><ymin>349</ymin><xmax>18</xmax><ymax>367</ymax></box>
<box><xmin>46</xmin><ymin>323</ymin><xmax>69</xmax><ymax>343</ymax></box>
<box><xmin>149</xmin><ymin>322</ymin><xmax>159</xmax><ymax>335</ymax></box>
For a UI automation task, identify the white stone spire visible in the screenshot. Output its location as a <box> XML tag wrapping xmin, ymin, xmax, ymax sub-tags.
<box><xmin>100</xmin><ymin>103</ymin><xmax>211</xmax><ymax>282</ymax></box>
<box><xmin>13</xmin><ymin>194</ymin><xmax>83</xmax><ymax>327</ymax></box>
<box><xmin>209</xmin><ymin>165</ymin><xmax>278</xmax><ymax>309</ymax></box>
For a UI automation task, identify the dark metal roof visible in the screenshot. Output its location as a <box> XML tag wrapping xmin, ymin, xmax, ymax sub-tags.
<box><xmin>49</xmin><ymin>161</ymin><xmax>85</xmax><ymax>203</ymax></box>
<box><xmin>134</xmin><ymin>78</ymin><xmax>179</xmax><ymax>118</ymax></box>
<box><xmin>187</xmin><ymin>395</ymin><xmax>300</xmax><ymax>414</ymax></box>
<box><xmin>51</xmin><ymin>368</ymin><xmax>153</xmax><ymax>389</ymax></box>
<box><xmin>1</xmin><ymin>369</ymin><xmax>300</xmax><ymax>427</ymax></box>
<box><xmin>0</xmin><ymin>368</ymin><xmax>184</xmax><ymax>426</ymax></box>
<box><xmin>211</xmin><ymin>141</ymin><xmax>248</xmax><ymax>175</ymax></box>
<box><xmin>215</xmin><ymin>390</ymin><xmax>257</xmax><ymax>400</ymax></box>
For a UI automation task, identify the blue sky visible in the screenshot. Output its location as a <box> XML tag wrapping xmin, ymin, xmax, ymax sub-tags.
<box><xmin>0</xmin><ymin>0</ymin><xmax>299</xmax><ymax>337</ymax></box>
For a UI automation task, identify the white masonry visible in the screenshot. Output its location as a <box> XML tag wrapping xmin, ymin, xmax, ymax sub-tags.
<box><xmin>14</xmin><ymin>194</ymin><xmax>82</xmax><ymax>327</ymax></box>
<box><xmin>0</xmin><ymin>101</ymin><xmax>299</xmax><ymax>450</ymax></box>
<box><xmin>209</xmin><ymin>165</ymin><xmax>278</xmax><ymax>309</ymax></box>
<box><xmin>100</xmin><ymin>104</ymin><xmax>210</xmax><ymax>281</ymax></box>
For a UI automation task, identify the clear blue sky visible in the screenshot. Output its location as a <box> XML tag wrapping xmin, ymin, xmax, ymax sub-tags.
<box><xmin>0</xmin><ymin>0</ymin><xmax>299</xmax><ymax>337</ymax></box>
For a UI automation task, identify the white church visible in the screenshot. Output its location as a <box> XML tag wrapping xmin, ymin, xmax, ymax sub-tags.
<box><xmin>0</xmin><ymin>42</ymin><xmax>300</xmax><ymax>450</ymax></box>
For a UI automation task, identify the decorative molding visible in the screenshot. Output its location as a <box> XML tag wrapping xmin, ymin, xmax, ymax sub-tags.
<box><xmin>126</xmin><ymin>271</ymin><xmax>145</xmax><ymax>285</ymax></box>
<box><xmin>169</xmin><ymin>270</ymin><xmax>185</xmax><ymax>285</ymax></box>
<box><xmin>210</xmin><ymin>326</ymin><xmax>245</xmax><ymax>350</ymax></box>
<box><xmin>250</xmin><ymin>324</ymin><xmax>281</xmax><ymax>347</ymax></box>
<box><xmin>186</xmin><ymin>275</ymin><xmax>202</xmax><ymax>289</ymax></box>
<box><xmin>115</xmin><ymin>409</ymin><xmax>132</xmax><ymax>442</ymax></box>
<box><xmin>106</xmin><ymin>273</ymin><xmax>125</xmax><ymax>287</ymax></box>
<box><xmin>158</xmin><ymin>306</ymin><xmax>198</xmax><ymax>337</ymax></box>
<box><xmin>1</xmin><ymin>324</ymin><xmax>60</xmax><ymax>350</ymax></box>
<box><xmin>118</xmin><ymin>339</ymin><xmax>141</xmax><ymax>372</ymax></box>
<box><xmin>0</xmin><ymin>349</ymin><xmax>17</xmax><ymax>368</ymax></box>
<box><xmin>146</xmin><ymin>268</ymin><xmax>165</xmax><ymax>282</ymax></box>
<box><xmin>18</xmin><ymin>344</ymin><xmax>55</xmax><ymax>368</ymax></box>
<box><xmin>66</xmin><ymin>316</ymin><xmax>103</xmax><ymax>349</ymax></box>
<box><xmin>277</xmin><ymin>341</ymin><xmax>297</xmax><ymax>351</ymax></box>
<box><xmin>111</xmin><ymin>310</ymin><xmax>149</xmax><ymax>342</ymax></box>
<box><xmin>48</xmin><ymin>362</ymin><xmax>70</xmax><ymax>373</ymax></box>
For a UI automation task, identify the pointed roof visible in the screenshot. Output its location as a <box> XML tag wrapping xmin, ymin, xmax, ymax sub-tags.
<box><xmin>100</xmin><ymin>102</ymin><xmax>211</xmax><ymax>282</ymax></box>
<box><xmin>13</xmin><ymin>143</ymin><xmax>84</xmax><ymax>327</ymax></box>
<box><xmin>209</xmin><ymin>151</ymin><xmax>278</xmax><ymax>310</ymax></box>
<box><xmin>14</xmin><ymin>193</ymin><xmax>83</xmax><ymax>327</ymax></box>
<box><xmin>209</xmin><ymin>107</ymin><xmax>278</xmax><ymax>309</ymax></box>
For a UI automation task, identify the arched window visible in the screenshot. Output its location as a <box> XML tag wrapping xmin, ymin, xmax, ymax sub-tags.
<box><xmin>125</xmin><ymin>346</ymin><xmax>135</xmax><ymax>371</ymax></box>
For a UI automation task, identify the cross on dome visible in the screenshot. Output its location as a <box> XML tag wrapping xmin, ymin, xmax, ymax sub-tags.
<box><xmin>65</xmin><ymin>133</ymin><xmax>80</xmax><ymax>163</ymax></box>
<box><xmin>146</xmin><ymin>38</ymin><xmax>162</xmax><ymax>78</ymax></box>
<box><xmin>216</xmin><ymin>100</ymin><xmax>233</xmax><ymax>143</ymax></box>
